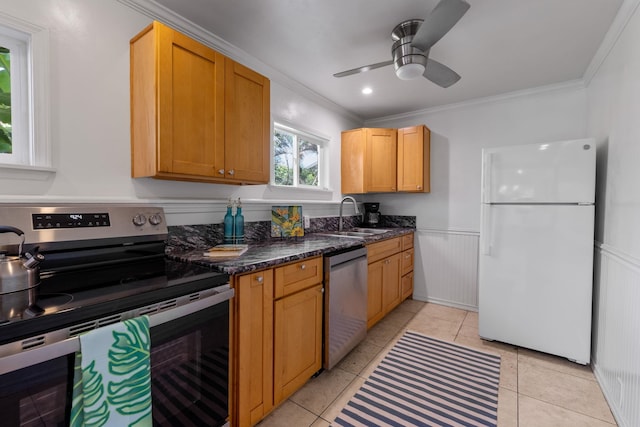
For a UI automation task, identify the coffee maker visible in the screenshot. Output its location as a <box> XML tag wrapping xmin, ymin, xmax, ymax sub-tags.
<box><xmin>363</xmin><ymin>202</ymin><xmax>381</xmax><ymax>228</ymax></box>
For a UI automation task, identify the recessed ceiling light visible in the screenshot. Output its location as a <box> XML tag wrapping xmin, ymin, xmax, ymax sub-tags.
<box><xmin>362</xmin><ymin>87</ymin><xmax>373</xmax><ymax>95</ymax></box>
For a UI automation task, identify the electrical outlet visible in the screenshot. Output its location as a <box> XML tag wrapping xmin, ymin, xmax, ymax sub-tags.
<box><xmin>303</xmin><ymin>215</ymin><xmax>310</xmax><ymax>228</ymax></box>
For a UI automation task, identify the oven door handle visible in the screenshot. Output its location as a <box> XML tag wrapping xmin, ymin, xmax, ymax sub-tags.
<box><xmin>0</xmin><ymin>287</ymin><xmax>234</xmax><ymax>375</ymax></box>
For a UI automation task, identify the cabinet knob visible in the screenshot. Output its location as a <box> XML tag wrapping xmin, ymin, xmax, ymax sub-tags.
<box><xmin>228</xmin><ymin>169</ymin><xmax>235</xmax><ymax>176</ymax></box>
<box><xmin>417</xmin><ymin>185</ymin><xmax>422</xmax><ymax>190</ymax></box>
<box><xmin>256</xmin><ymin>275</ymin><xmax>263</xmax><ymax>283</ymax></box>
<box><xmin>300</xmin><ymin>264</ymin><xmax>306</xmax><ymax>270</ymax></box>
<box><xmin>218</xmin><ymin>169</ymin><xmax>225</xmax><ymax>175</ymax></box>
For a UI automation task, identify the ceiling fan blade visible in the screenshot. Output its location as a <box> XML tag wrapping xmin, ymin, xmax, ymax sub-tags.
<box><xmin>411</xmin><ymin>0</ymin><xmax>470</xmax><ymax>52</ymax></box>
<box><xmin>423</xmin><ymin>58</ymin><xmax>461</xmax><ymax>88</ymax></box>
<box><xmin>333</xmin><ymin>60</ymin><xmax>394</xmax><ymax>78</ymax></box>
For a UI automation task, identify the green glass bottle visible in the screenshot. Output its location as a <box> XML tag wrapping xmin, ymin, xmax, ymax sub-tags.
<box><xmin>223</xmin><ymin>199</ymin><xmax>234</xmax><ymax>244</ymax></box>
<box><xmin>234</xmin><ymin>198</ymin><xmax>245</xmax><ymax>244</ymax></box>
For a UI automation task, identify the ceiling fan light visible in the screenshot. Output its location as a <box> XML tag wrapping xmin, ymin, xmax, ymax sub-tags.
<box><xmin>395</xmin><ymin>63</ymin><xmax>425</xmax><ymax>80</ymax></box>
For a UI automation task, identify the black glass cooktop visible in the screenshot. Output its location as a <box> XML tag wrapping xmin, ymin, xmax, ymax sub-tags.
<box><xmin>0</xmin><ymin>257</ymin><xmax>229</xmax><ymax>345</ymax></box>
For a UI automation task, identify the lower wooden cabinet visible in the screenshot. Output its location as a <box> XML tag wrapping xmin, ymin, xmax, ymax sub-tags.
<box><xmin>367</xmin><ymin>237</ymin><xmax>403</xmax><ymax>328</ymax></box>
<box><xmin>273</xmin><ymin>284</ymin><xmax>323</xmax><ymax>404</ymax></box>
<box><xmin>367</xmin><ymin>233</ymin><xmax>415</xmax><ymax>329</ymax></box>
<box><xmin>232</xmin><ymin>257</ymin><xmax>323</xmax><ymax>427</ymax></box>
<box><xmin>367</xmin><ymin>259</ymin><xmax>385</xmax><ymax>328</ymax></box>
<box><xmin>381</xmin><ymin>253</ymin><xmax>402</xmax><ymax>314</ymax></box>
<box><xmin>233</xmin><ymin>270</ymin><xmax>274</xmax><ymax>427</ymax></box>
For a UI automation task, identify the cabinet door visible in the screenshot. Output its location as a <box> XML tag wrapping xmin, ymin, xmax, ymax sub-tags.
<box><xmin>341</xmin><ymin>129</ymin><xmax>366</xmax><ymax>194</ymax></box>
<box><xmin>381</xmin><ymin>252</ymin><xmax>402</xmax><ymax>313</ymax></box>
<box><xmin>273</xmin><ymin>285</ymin><xmax>323</xmax><ymax>404</ymax></box>
<box><xmin>225</xmin><ymin>60</ymin><xmax>270</xmax><ymax>183</ymax></box>
<box><xmin>397</xmin><ymin>125</ymin><xmax>430</xmax><ymax>192</ymax></box>
<box><xmin>367</xmin><ymin>260</ymin><xmax>384</xmax><ymax>329</ymax></box>
<box><xmin>365</xmin><ymin>128</ymin><xmax>397</xmax><ymax>192</ymax></box>
<box><xmin>156</xmin><ymin>23</ymin><xmax>225</xmax><ymax>177</ymax></box>
<box><xmin>234</xmin><ymin>270</ymin><xmax>274</xmax><ymax>427</ymax></box>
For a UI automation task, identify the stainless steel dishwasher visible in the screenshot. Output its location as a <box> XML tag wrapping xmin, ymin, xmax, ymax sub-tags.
<box><xmin>323</xmin><ymin>245</ymin><xmax>368</xmax><ymax>370</ymax></box>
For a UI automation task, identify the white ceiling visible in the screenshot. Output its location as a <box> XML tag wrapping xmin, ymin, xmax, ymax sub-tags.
<box><xmin>152</xmin><ymin>0</ymin><xmax>624</xmax><ymax>121</ymax></box>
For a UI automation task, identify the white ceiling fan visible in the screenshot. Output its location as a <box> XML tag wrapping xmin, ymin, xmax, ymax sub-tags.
<box><xmin>333</xmin><ymin>0</ymin><xmax>470</xmax><ymax>88</ymax></box>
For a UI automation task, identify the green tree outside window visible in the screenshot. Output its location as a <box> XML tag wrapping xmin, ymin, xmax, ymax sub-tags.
<box><xmin>0</xmin><ymin>46</ymin><xmax>11</xmax><ymax>154</ymax></box>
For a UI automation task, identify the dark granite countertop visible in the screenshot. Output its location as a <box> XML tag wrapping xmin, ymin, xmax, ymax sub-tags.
<box><xmin>168</xmin><ymin>228</ymin><xmax>414</xmax><ymax>275</ymax></box>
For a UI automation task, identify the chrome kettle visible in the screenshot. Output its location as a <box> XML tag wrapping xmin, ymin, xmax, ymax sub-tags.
<box><xmin>0</xmin><ymin>226</ymin><xmax>44</xmax><ymax>320</ymax></box>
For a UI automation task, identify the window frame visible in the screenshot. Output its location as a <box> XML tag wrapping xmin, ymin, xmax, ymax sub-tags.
<box><xmin>0</xmin><ymin>11</ymin><xmax>53</xmax><ymax>179</ymax></box>
<box><xmin>272</xmin><ymin>121</ymin><xmax>327</xmax><ymax>191</ymax></box>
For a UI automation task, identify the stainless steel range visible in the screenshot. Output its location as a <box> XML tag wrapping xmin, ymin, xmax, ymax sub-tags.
<box><xmin>0</xmin><ymin>204</ymin><xmax>232</xmax><ymax>427</ymax></box>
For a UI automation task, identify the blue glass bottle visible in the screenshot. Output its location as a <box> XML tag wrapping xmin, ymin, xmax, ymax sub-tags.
<box><xmin>223</xmin><ymin>199</ymin><xmax>234</xmax><ymax>244</ymax></box>
<box><xmin>234</xmin><ymin>198</ymin><xmax>245</xmax><ymax>244</ymax></box>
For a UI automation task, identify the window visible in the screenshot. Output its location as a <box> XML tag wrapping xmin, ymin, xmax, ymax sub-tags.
<box><xmin>273</xmin><ymin>122</ymin><xmax>326</xmax><ymax>189</ymax></box>
<box><xmin>0</xmin><ymin>12</ymin><xmax>52</xmax><ymax>175</ymax></box>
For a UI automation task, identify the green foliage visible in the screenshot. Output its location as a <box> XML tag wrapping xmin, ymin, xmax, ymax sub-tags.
<box><xmin>0</xmin><ymin>47</ymin><xmax>11</xmax><ymax>154</ymax></box>
<box><xmin>275</xmin><ymin>164</ymin><xmax>293</xmax><ymax>185</ymax></box>
<box><xmin>274</xmin><ymin>128</ymin><xmax>319</xmax><ymax>187</ymax></box>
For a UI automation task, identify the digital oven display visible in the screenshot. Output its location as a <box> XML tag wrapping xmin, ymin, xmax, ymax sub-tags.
<box><xmin>32</xmin><ymin>213</ymin><xmax>111</xmax><ymax>229</ymax></box>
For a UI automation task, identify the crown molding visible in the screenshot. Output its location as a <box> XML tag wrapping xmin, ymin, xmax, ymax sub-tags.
<box><xmin>583</xmin><ymin>0</ymin><xmax>640</xmax><ymax>85</ymax></box>
<box><xmin>116</xmin><ymin>0</ymin><xmax>362</xmax><ymax>124</ymax></box>
<box><xmin>364</xmin><ymin>79</ymin><xmax>586</xmax><ymax>125</ymax></box>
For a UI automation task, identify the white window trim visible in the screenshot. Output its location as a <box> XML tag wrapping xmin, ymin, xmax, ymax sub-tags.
<box><xmin>272</xmin><ymin>121</ymin><xmax>329</xmax><ymax>191</ymax></box>
<box><xmin>0</xmin><ymin>11</ymin><xmax>54</xmax><ymax>180</ymax></box>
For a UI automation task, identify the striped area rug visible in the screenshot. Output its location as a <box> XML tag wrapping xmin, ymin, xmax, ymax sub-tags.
<box><xmin>334</xmin><ymin>331</ymin><xmax>501</xmax><ymax>427</ymax></box>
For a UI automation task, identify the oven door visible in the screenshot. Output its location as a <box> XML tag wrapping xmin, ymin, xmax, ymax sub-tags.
<box><xmin>0</xmin><ymin>288</ymin><xmax>233</xmax><ymax>427</ymax></box>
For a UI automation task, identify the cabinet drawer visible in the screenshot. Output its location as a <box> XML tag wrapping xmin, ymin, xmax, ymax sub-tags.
<box><xmin>401</xmin><ymin>248</ymin><xmax>414</xmax><ymax>276</ymax></box>
<box><xmin>367</xmin><ymin>237</ymin><xmax>402</xmax><ymax>263</ymax></box>
<box><xmin>401</xmin><ymin>233</ymin><xmax>414</xmax><ymax>250</ymax></box>
<box><xmin>274</xmin><ymin>256</ymin><xmax>323</xmax><ymax>299</ymax></box>
<box><xmin>401</xmin><ymin>271</ymin><xmax>414</xmax><ymax>300</ymax></box>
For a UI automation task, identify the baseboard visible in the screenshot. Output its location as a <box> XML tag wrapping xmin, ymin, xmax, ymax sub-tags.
<box><xmin>412</xmin><ymin>295</ymin><xmax>478</xmax><ymax>312</ymax></box>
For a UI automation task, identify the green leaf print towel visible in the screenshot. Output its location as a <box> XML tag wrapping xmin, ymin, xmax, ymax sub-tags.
<box><xmin>71</xmin><ymin>316</ymin><xmax>152</xmax><ymax>427</ymax></box>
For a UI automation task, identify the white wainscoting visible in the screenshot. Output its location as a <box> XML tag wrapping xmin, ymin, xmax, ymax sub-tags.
<box><xmin>413</xmin><ymin>229</ymin><xmax>480</xmax><ymax>311</ymax></box>
<box><xmin>592</xmin><ymin>243</ymin><xmax>640</xmax><ymax>427</ymax></box>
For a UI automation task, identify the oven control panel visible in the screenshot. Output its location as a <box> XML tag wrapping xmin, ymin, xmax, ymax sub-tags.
<box><xmin>0</xmin><ymin>205</ymin><xmax>168</xmax><ymax>246</ymax></box>
<box><xmin>32</xmin><ymin>213</ymin><xmax>111</xmax><ymax>229</ymax></box>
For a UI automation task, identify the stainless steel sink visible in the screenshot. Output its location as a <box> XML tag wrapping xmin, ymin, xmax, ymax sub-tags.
<box><xmin>352</xmin><ymin>227</ymin><xmax>393</xmax><ymax>235</ymax></box>
<box><xmin>318</xmin><ymin>231</ymin><xmax>370</xmax><ymax>239</ymax></box>
<box><xmin>317</xmin><ymin>228</ymin><xmax>394</xmax><ymax>239</ymax></box>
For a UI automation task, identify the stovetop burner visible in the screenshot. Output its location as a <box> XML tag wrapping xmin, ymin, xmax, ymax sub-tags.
<box><xmin>1</xmin><ymin>258</ymin><xmax>228</xmax><ymax>345</ymax></box>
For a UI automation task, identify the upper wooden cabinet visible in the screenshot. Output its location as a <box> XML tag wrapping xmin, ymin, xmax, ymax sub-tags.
<box><xmin>130</xmin><ymin>21</ymin><xmax>270</xmax><ymax>184</ymax></box>
<box><xmin>341</xmin><ymin>128</ymin><xmax>397</xmax><ymax>194</ymax></box>
<box><xmin>341</xmin><ymin>125</ymin><xmax>430</xmax><ymax>193</ymax></box>
<box><xmin>398</xmin><ymin>125</ymin><xmax>430</xmax><ymax>192</ymax></box>
<box><xmin>224</xmin><ymin>60</ymin><xmax>271</xmax><ymax>183</ymax></box>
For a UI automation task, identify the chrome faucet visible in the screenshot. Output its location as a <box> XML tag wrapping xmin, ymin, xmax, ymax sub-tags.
<box><xmin>339</xmin><ymin>196</ymin><xmax>361</xmax><ymax>232</ymax></box>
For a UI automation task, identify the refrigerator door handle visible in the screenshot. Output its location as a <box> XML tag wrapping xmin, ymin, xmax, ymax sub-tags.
<box><xmin>482</xmin><ymin>152</ymin><xmax>493</xmax><ymax>203</ymax></box>
<box><xmin>481</xmin><ymin>204</ymin><xmax>492</xmax><ymax>255</ymax></box>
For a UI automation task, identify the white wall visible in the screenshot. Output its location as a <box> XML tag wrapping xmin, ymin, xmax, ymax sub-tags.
<box><xmin>363</xmin><ymin>84</ymin><xmax>588</xmax><ymax>308</ymax></box>
<box><xmin>586</xmin><ymin>2</ymin><xmax>640</xmax><ymax>426</ymax></box>
<box><xmin>0</xmin><ymin>0</ymin><xmax>361</xmax><ymax>224</ymax></box>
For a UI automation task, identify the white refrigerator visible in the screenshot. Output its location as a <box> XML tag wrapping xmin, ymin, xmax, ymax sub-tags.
<box><xmin>478</xmin><ymin>138</ymin><xmax>596</xmax><ymax>364</ymax></box>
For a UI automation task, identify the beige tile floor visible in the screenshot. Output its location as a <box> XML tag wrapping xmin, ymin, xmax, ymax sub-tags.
<box><xmin>258</xmin><ymin>300</ymin><xmax>617</xmax><ymax>427</ymax></box>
